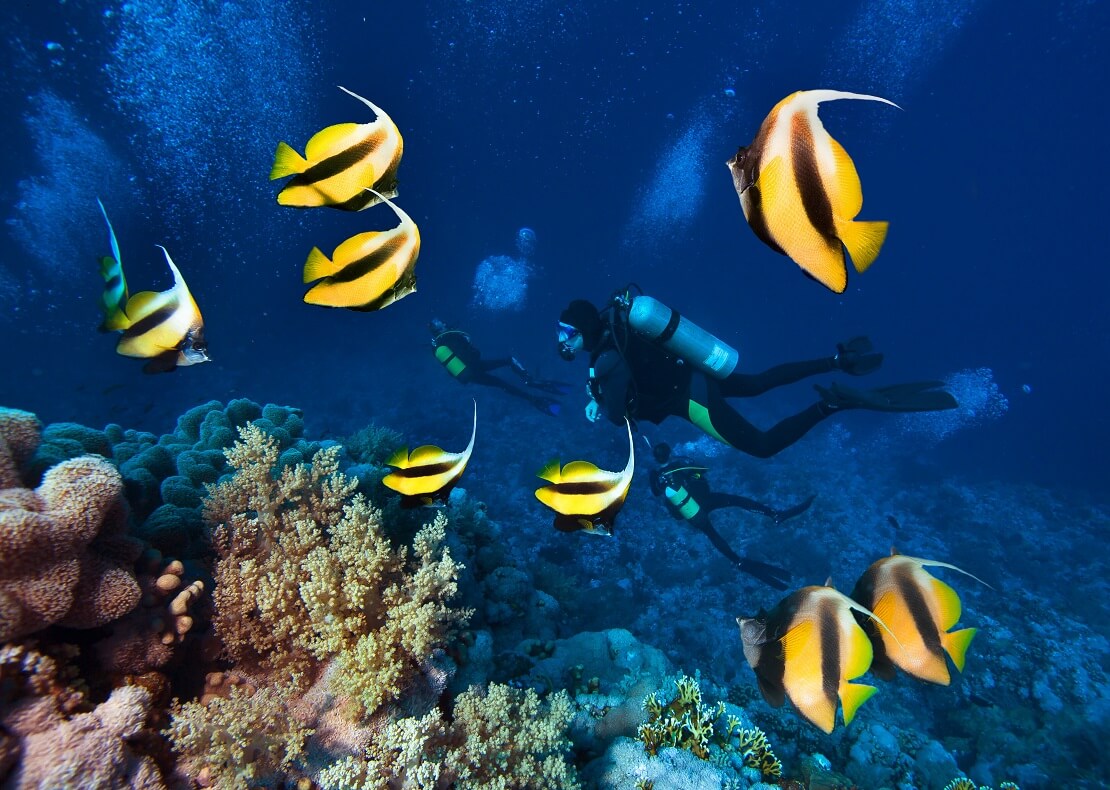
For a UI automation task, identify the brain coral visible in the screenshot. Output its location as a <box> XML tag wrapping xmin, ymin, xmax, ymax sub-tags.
<box><xmin>0</xmin><ymin>453</ymin><xmax>141</xmax><ymax>641</ymax></box>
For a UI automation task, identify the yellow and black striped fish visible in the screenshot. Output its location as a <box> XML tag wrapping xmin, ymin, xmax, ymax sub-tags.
<box><xmin>114</xmin><ymin>246</ymin><xmax>209</xmax><ymax>374</ymax></box>
<box><xmin>851</xmin><ymin>552</ymin><xmax>984</xmax><ymax>686</ymax></box>
<box><xmin>96</xmin><ymin>198</ymin><xmax>129</xmax><ymax>332</ymax></box>
<box><xmin>728</xmin><ymin>89</ymin><xmax>899</xmax><ymax>293</ymax></box>
<box><xmin>738</xmin><ymin>583</ymin><xmax>889</xmax><ymax>734</ymax></box>
<box><xmin>534</xmin><ymin>420</ymin><xmax>635</xmax><ymax>536</ymax></box>
<box><xmin>270</xmin><ymin>86</ymin><xmax>402</xmax><ymax>211</ymax></box>
<box><xmin>302</xmin><ymin>189</ymin><xmax>420</xmax><ymax>311</ymax></box>
<box><xmin>382</xmin><ymin>402</ymin><xmax>476</xmax><ymax>508</ymax></box>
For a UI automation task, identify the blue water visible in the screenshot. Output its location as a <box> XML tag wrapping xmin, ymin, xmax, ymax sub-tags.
<box><xmin>0</xmin><ymin>2</ymin><xmax>1106</xmax><ymax>788</ymax></box>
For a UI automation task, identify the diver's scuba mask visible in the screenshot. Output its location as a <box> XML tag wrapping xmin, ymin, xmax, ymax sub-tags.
<box><xmin>557</xmin><ymin>321</ymin><xmax>581</xmax><ymax>361</ymax></box>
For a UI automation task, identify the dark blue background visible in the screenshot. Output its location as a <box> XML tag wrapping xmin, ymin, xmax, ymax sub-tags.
<box><xmin>1</xmin><ymin>1</ymin><xmax>1106</xmax><ymax>497</ymax></box>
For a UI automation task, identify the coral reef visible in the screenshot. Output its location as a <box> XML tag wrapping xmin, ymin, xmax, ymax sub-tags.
<box><xmin>0</xmin><ymin>420</ymin><xmax>142</xmax><ymax>641</ymax></box>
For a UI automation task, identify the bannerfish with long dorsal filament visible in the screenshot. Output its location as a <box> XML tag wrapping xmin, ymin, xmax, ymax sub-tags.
<box><xmin>95</xmin><ymin>198</ymin><xmax>129</xmax><ymax>332</ymax></box>
<box><xmin>302</xmin><ymin>189</ymin><xmax>420</xmax><ymax>311</ymax></box>
<box><xmin>727</xmin><ymin>89</ymin><xmax>899</xmax><ymax>293</ymax></box>
<box><xmin>534</xmin><ymin>420</ymin><xmax>635</xmax><ymax>536</ymax></box>
<box><xmin>270</xmin><ymin>85</ymin><xmax>403</xmax><ymax>211</ymax></box>
<box><xmin>738</xmin><ymin>582</ymin><xmax>893</xmax><ymax>734</ymax></box>
<box><xmin>850</xmin><ymin>551</ymin><xmax>986</xmax><ymax>685</ymax></box>
<box><xmin>382</xmin><ymin>402</ymin><xmax>476</xmax><ymax>508</ymax></box>
<box><xmin>114</xmin><ymin>246</ymin><xmax>209</xmax><ymax>374</ymax></box>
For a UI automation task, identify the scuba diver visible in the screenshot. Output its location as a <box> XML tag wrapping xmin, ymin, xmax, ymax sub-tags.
<box><xmin>431</xmin><ymin>319</ymin><xmax>568</xmax><ymax>415</ymax></box>
<box><xmin>556</xmin><ymin>286</ymin><xmax>958</xmax><ymax>458</ymax></box>
<box><xmin>648</xmin><ymin>441</ymin><xmax>811</xmax><ymax>589</ymax></box>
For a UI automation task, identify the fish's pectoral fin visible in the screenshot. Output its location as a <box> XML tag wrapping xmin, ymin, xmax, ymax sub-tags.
<box><xmin>839</xmin><ymin>681</ymin><xmax>878</xmax><ymax>726</ymax></box>
<box><xmin>142</xmin><ymin>350</ymin><xmax>180</xmax><ymax>374</ymax></box>
<box><xmin>943</xmin><ymin>627</ymin><xmax>977</xmax><ymax>673</ymax></box>
<box><xmin>836</xmin><ymin>218</ymin><xmax>888</xmax><ymax>273</ymax></box>
<box><xmin>270</xmin><ymin>141</ymin><xmax>308</xmax><ymax>179</ymax></box>
<box><xmin>756</xmin><ymin>675</ymin><xmax>786</xmax><ymax>709</ymax></box>
<box><xmin>303</xmin><ymin>247</ymin><xmax>342</xmax><ymax>283</ymax></box>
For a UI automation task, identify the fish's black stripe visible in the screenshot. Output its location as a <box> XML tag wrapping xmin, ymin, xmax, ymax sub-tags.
<box><xmin>105</xmin><ymin>273</ymin><xmax>122</xmax><ymax>289</ymax></box>
<box><xmin>390</xmin><ymin>461</ymin><xmax>457</xmax><ymax>478</ymax></box>
<box><xmin>819</xmin><ymin>598</ymin><xmax>841</xmax><ymax>705</ymax></box>
<box><xmin>895</xmin><ymin>564</ymin><xmax>945</xmax><ymax>658</ymax></box>
<box><xmin>292</xmin><ymin>135</ymin><xmax>379</xmax><ymax>185</ymax></box>
<box><xmin>122</xmin><ymin>303</ymin><xmax>178</xmax><ymax>340</ymax></box>
<box><xmin>791</xmin><ymin>114</ymin><xmax>837</xmax><ymax>240</ymax></box>
<box><xmin>331</xmin><ymin>236</ymin><xmax>408</xmax><ymax>283</ymax></box>
<box><xmin>748</xmin><ymin>184</ymin><xmax>786</xmax><ymax>255</ymax></box>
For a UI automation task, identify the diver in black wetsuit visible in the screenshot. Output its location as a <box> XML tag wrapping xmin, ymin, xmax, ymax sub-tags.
<box><xmin>431</xmin><ymin>319</ymin><xmax>568</xmax><ymax>415</ymax></box>
<box><xmin>556</xmin><ymin>291</ymin><xmax>957</xmax><ymax>458</ymax></box>
<box><xmin>648</xmin><ymin>442</ymin><xmax>810</xmax><ymax>589</ymax></box>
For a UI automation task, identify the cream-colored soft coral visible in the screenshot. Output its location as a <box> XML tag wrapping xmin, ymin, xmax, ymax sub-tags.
<box><xmin>204</xmin><ymin>423</ymin><xmax>470</xmax><ymax>719</ymax></box>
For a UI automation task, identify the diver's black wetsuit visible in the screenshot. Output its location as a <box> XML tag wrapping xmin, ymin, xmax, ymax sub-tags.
<box><xmin>433</xmin><ymin>329</ymin><xmax>563</xmax><ymax>414</ymax></box>
<box><xmin>649</xmin><ymin>455</ymin><xmax>803</xmax><ymax>589</ymax></box>
<box><xmin>588</xmin><ymin>315</ymin><xmax>837</xmax><ymax>458</ymax></box>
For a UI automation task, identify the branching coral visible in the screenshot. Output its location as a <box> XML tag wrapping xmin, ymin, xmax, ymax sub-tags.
<box><xmin>166</xmin><ymin>685</ymin><xmax>312</xmax><ymax>789</ymax></box>
<box><xmin>943</xmin><ymin>780</ymin><xmax>1020</xmax><ymax>790</ymax></box>
<box><xmin>638</xmin><ymin>673</ymin><xmax>781</xmax><ymax>780</ymax></box>
<box><xmin>204</xmin><ymin>423</ymin><xmax>470</xmax><ymax>719</ymax></box>
<box><xmin>316</xmin><ymin>683</ymin><xmax>579</xmax><ymax>790</ymax></box>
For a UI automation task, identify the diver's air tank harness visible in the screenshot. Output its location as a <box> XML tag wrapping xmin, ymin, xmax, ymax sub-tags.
<box><xmin>621</xmin><ymin>294</ymin><xmax>739</xmax><ymax>379</ymax></box>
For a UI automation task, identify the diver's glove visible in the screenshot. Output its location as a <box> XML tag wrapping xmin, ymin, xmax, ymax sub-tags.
<box><xmin>816</xmin><ymin>381</ymin><xmax>959</xmax><ymax>413</ymax></box>
<box><xmin>585</xmin><ymin>399</ymin><xmax>602</xmax><ymax>423</ymax></box>
<box><xmin>737</xmin><ymin>558</ymin><xmax>792</xmax><ymax>590</ymax></box>
<box><xmin>834</xmin><ymin>336</ymin><xmax>883</xmax><ymax>376</ymax></box>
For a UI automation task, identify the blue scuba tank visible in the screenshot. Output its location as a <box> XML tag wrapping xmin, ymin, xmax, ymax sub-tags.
<box><xmin>626</xmin><ymin>295</ymin><xmax>739</xmax><ymax>379</ymax></box>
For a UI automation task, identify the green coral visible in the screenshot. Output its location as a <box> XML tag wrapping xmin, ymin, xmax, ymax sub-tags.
<box><xmin>943</xmin><ymin>780</ymin><xmax>1021</xmax><ymax>790</ymax></box>
<box><xmin>637</xmin><ymin>673</ymin><xmax>781</xmax><ymax>780</ymax></box>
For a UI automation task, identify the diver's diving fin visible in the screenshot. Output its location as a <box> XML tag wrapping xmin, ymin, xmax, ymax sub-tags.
<box><xmin>816</xmin><ymin>381</ymin><xmax>958</xmax><ymax>413</ymax></box>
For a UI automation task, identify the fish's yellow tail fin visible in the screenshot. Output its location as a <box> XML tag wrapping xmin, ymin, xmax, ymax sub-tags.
<box><xmin>838</xmin><ymin>219</ymin><xmax>888</xmax><ymax>273</ymax></box>
<box><xmin>839</xmin><ymin>681</ymin><xmax>878</xmax><ymax>726</ymax></box>
<box><xmin>943</xmin><ymin>627</ymin><xmax>977</xmax><ymax>673</ymax></box>
<box><xmin>303</xmin><ymin>247</ymin><xmax>343</xmax><ymax>283</ymax></box>
<box><xmin>270</xmin><ymin>141</ymin><xmax>308</xmax><ymax>180</ymax></box>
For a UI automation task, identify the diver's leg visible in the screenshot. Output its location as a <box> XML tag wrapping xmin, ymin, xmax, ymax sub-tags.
<box><xmin>692</xmin><ymin>517</ymin><xmax>791</xmax><ymax>589</ymax></box>
<box><xmin>704</xmin><ymin>491</ymin><xmax>778</xmax><ymax>519</ymax></box>
<box><xmin>473</xmin><ymin>372</ymin><xmax>559</xmax><ymax>415</ymax></box>
<box><xmin>479</xmin><ymin>358</ymin><xmax>513</xmax><ymax>373</ymax></box>
<box><xmin>701</xmin><ymin>390</ymin><xmax>830</xmax><ymax>459</ymax></box>
<box><xmin>720</xmin><ymin>357</ymin><xmax>835</xmax><ymax>397</ymax></box>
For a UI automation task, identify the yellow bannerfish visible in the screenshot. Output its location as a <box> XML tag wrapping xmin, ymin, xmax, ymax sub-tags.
<box><xmin>270</xmin><ymin>86</ymin><xmax>403</xmax><ymax>211</ymax></box>
<box><xmin>382</xmin><ymin>402</ymin><xmax>476</xmax><ymax>507</ymax></box>
<box><xmin>115</xmin><ymin>246</ymin><xmax>209</xmax><ymax>374</ymax></box>
<box><xmin>95</xmin><ymin>198</ymin><xmax>129</xmax><ymax>332</ymax></box>
<box><xmin>534</xmin><ymin>420</ymin><xmax>634</xmax><ymax>536</ymax></box>
<box><xmin>851</xmin><ymin>552</ymin><xmax>985</xmax><ymax>685</ymax></box>
<box><xmin>727</xmin><ymin>89</ymin><xmax>899</xmax><ymax>293</ymax></box>
<box><xmin>302</xmin><ymin>189</ymin><xmax>420</xmax><ymax>311</ymax></box>
<box><xmin>738</xmin><ymin>582</ymin><xmax>891</xmax><ymax>734</ymax></box>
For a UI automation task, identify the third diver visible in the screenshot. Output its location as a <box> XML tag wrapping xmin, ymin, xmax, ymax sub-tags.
<box><xmin>649</xmin><ymin>441</ymin><xmax>809</xmax><ymax>589</ymax></box>
<box><xmin>431</xmin><ymin>318</ymin><xmax>567</xmax><ymax>416</ymax></box>
<box><xmin>556</xmin><ymin>287</ymin><xmax>957</xmax><ymax>457</ymax></box>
